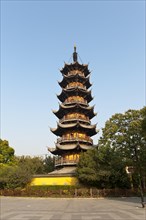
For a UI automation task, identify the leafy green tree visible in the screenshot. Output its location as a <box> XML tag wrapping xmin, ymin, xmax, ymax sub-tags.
<box><xmin>107</xmin><ymin>147</ymin><xmax>130</xmax><ymax>188</ymax></box>
<box><xmin>0</xmin><ymin>139</ymin><xmax>55</xmax><ymax>189</ymax></box>
<box><xmin>76</xmin><ymin>146</ymin><xmax>130</xmax><ymax>188</ymax></box>
<box><xmin>16</xmin><ymin>155</ymin><xmax>55</xmax><ymax>174</ymax></box>
<box><xmin>141</xmin><ymin>106</ymin><xmax>146</xmax><ymax>137</ymax></box>
<box><xmin>0</xmin><ymin>139</ymin><xmax>15</xmax><ymax>165</ymax></box>
<box><xmin>0</xmin><ymin>165</ymin><xmax>32</xmax><ymax>189</ymax></box>
<box><xmin>16</xmin><ymin>156</ymin><xmax>45</xmax><ymax>174</ymax></box>
<box><xmin>76</xmin><ymin>149</ymin><xmax>99</xmax><ymax>186</ymax></box>
<box><xmin>99</xmin><ymin>108</ymin><xmax>146</xmax><ymax>188</ymax></box>
<box><xmin>77</xmin><ymin>107</ymin><xmax>146</xmax><ymax>191</ymax></box>
<box><xmin>43</xmin><ymin>155</ymin><xmax>55</xmax><ymax>173</ymax></box>
<box><xmin>0</xmin><ymin>156</ymin><xmax>46</xmax><ymax>189</ymax></box>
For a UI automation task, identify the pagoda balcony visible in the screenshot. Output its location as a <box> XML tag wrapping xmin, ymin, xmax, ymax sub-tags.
<box><xmin>59</xmin><ymin>116</ymin><xmax>90</xmax><ymax>124</ymax></box>
<box><xmin>55</xmin><ymin>157</ymin><xmax>79</xmax><ymax>167</ymax></box>
<box><xmin>68</xmin><ymin>71</ymin><xmax>84</xmax><ymax>77</ymax></box>
<box><xmin>64</xmin><ymin>100</ymin><xmax>87</xmax><ymax>105</ymax></box>
<box><xmin>57</xmin><ymin>137</ymin><xmax>93</xmax><ymax>145</ymax></box>
<box><xmin>66</xmin><ymin>85</ymin><xmax>86</xmax><ymax>90</ymax></box>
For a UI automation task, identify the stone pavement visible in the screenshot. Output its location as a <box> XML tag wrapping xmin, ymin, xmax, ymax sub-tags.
<box><xmin>1</xmin><ymin>197</ymin><xmax>146</xmax><ymax>220</ymax></box>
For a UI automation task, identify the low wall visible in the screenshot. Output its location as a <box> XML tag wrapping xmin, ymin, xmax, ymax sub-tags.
<box><xmin>30</xmin><ymin>175</ymin><xmax>78</xmax><ymax>186</ymax></box>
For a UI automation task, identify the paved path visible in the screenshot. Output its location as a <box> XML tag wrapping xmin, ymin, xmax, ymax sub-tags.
<box><xmin>1</xmin><ymin>197</ymin><xmax>146</xmax><ymax>220</ymax></box>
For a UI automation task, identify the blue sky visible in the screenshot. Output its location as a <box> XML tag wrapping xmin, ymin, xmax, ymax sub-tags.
<box><xmin>1</xmin><ymin>1</ymin><xmax>145</xmax><ymax>156</ymax></box>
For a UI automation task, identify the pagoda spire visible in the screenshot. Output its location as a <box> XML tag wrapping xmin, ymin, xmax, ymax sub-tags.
<box><xmin>73</xmin><ymin>45</ymin><xmax>78</xmax><ymax>62</ymax></box>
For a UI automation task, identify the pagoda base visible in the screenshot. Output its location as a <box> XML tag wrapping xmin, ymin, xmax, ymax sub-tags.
<box><xmin>30</xmin><ymin>166</ymin><xmax>78</xmax><ymax>186</ymax></box>
<box><xmin>48</xmin><ymin>166</ymin><xmax>76</xmax><ymax>176</ymax></box>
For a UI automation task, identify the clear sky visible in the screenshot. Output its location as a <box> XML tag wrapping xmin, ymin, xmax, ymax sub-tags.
<box><xmin>1</xmin><ymin>0</ymin><xmax>145</xmax><ymax>157</ymax></box>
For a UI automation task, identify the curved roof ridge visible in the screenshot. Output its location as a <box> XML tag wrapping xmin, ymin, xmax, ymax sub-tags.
<box><xmin>62</xmin><ymin>73</ymin><xmax>86</xmax><ymax>79</ymax></box>
<box><xmin>60</xmin><ymin>103</ymin><xmax>76</xmax><ymax>108</ymax></box>
<box><xmin>48</xmin><ymin>143</ymin><xmax>93</xmax><ymax>154</ymax></box>
<box><xmin>53</xmin><ymin>122</ymin><xmax>97</xmax><ymax>130</ymax></box>
<box><xmin>58</xmin><ymin>122</ymin><xmax>77</xmax><ymax>128</ymax></box>
<box><xmin>64</xmin><ymin>87</ymin><xmax>88</xmax><ymax>93</ymax></box>
<box><xmin>59</xmin><ymin>102</ymin><xmax>94</xmax><ymax>110</ymax></box>
<box><xmin>56</xmin><ymin>143</ymin><xmax>93</xmax><ymax>151</ymax></box>
<box><xmin>57</xmin><ymin>87</ymin><xmax>92</xmax><ymax>103</ymax></box>
<box><xmin>80</xmin><ymin>123</ymin><xmax>96</xmax><ymax>129</ymax></box>
<box><xmin>53</xmin><ymin>103</ymin><xmax>96</xmax><ymax>119</ymax></box>
<box><xmin>79</xmin><ymin>104</ymin><xmax>94</xmax><ymax>110</ymax></box>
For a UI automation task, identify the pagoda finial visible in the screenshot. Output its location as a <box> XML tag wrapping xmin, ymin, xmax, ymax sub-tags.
<box><xmin>73</xmin><ymin>44</ymin><xmax>78</xmax><ymax>62</ymax></box>
<box><xmin>74</xmin><ymin>44</ymin><xmax>76</xmax><ymax>52</ymax></box>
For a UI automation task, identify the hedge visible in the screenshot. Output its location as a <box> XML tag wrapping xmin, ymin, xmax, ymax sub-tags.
<box><xmin>1</xmin><ymin>187</ymin><xmax>145</xmax><ymax>198</ymax></box>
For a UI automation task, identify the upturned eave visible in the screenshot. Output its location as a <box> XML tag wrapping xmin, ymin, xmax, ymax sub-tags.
<box><xmin>60</xmin><ymin>62</ymin><xmax>90</xmax><ymax>77</ymax></box>
<box><xmin>57</xmin><ymin>88</ymin><xmax>93</xmax><ymax>103</ymax></box>
<box><xmin>48</xmin><ymin>143</ymin><xmax>93</xmax><ymax>155</ymax></box>
<box><xmin>58</xmin><ymin>74</ymin><xmax>91</xmax><ymax>89</ymax></box>
<box><xmin>50</xmin><ymin>122</ymin><xmax>97</xmax><ymax>137</ymax></box>
<box><xmin>53</xmin><ymin>103</ymin><xmax>96</xmax><ymax>119</ymax></box>
<box><xmin>56</xmin><ymin>143</ymin><xmax>93</xmax><ymax>151</ymax></box>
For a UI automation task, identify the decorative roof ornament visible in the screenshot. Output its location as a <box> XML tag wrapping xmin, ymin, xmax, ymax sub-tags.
<box><xmin>73</xmin><ymin>44</ymin><xmax>78</xmax><ymax>62</ymax></box>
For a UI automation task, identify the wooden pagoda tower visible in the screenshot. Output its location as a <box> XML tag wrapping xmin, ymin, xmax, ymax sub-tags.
<box><xmin>48</xmin><ymin>46</ymin><xmax>97</xmax><ymax>169</ymax></box>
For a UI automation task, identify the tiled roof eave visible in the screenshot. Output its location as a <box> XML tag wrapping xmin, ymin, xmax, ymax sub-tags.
<box><xmin>53</xmin><ymin>103</ymin><xmax>96</xmax><ymax>119</ymax></box>
<box><xmin>51</xmin><ymin>122</ymin><xmax>97</xmax><ymax>136</ymax></box>
<box><xmin>60</xmin><ymin>62</ymin><xmax>90</xmax><ymax>76</ymax></box>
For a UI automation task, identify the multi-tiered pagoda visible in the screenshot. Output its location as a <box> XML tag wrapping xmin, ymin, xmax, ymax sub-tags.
<box><xmin>48</xmin><ymin>46</ymin><xmax>97</xmax><ymax>169</ymax></box>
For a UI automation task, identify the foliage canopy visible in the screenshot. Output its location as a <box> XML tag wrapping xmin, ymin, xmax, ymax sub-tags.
<box><xmin>77</xmin><ymin>107</ymin><xmax>146</xmax><ymax>189</ymax></box>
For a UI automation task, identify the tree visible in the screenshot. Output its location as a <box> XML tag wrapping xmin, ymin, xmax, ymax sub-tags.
<box><xmin>43</xmin><ymin>155</ymin><xmax>55</xmax><ymax>173</ymax></box>
<box><xmin>76</xmin><ymin>149</ymin><xmax>99</xmax><ymax>186</ymax></box>
<box><xmin>141</xmin><ymin>106</ymin><xmax>146</xmax><ymax>137</ymax></box>
<box><xmin>16</xmin><ymin>155</ymin><xmax>55</xmax><ymax>174</ymax></box>
<box><xmin>99</xmin><ymin>108</ymin><xmax>146</xmax><ymax>184</ymax></box>
<box><xmin>76</xmin><ymin>146</ymin><xmax>130</xmax><ymax>188</ymax></box>
<box><xmin>0</xmin><ymin>139</ymin><xmax>55</xmax><ymax>189</ymax></box>
<box><xmin>16</xmin><ymin>156</ymin><xmax>45</xmax><ymax>174</ymax></box>
<box><xmin>0</xmin><ymin>139</ymin><xmax>15</xmax><ymax>165</ymax></box>
<box><xmin>77</xmin><ymin>107</ymin><xmax>146</xmax><ymax>191</ymax></box>
<box><xmin>0</xmin><ymin>165</ymin><xmax>32</xmax><ymax>189</ymax></box>
<box><xmin>0</xmin><ymin>156</ymin><xmax>46</xmax><ymax>189</ymax></box>
<box><xmin>99</xmin><ymin>108</ymin><xmax>146</xmax><ymax>207</ymax></box>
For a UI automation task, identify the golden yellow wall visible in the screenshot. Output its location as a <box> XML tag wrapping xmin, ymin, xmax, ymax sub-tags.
<box><xmin>31</xmin><ymin>176</ymin><xmax>78</xmax><ymax>186</ymax></box>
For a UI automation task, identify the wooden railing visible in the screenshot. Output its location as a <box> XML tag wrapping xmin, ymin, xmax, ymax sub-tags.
<box><xmin>55</xmin><ymin>157</ymin><xmax>79</xmax><ymax>167</ymax></box>
<box><xmin>64</xmin><ymin>100</ymin><xmax>87</xmax><ymax>105</ymax></box>
<box><xmin>59</xmin><ymin>116</ymin><xmax>90</xmax><ymax>124</ymax></box>
<box><xmin>66</xmin><ymin>85</ymin><xmax>86</xmax><ymax>90</ymax></box>
<box><xmin>68</xmin><ymin>71</ymin><xmax>84</xmax><ymax>77</ymax></box>
<box><xmin>57</xmin><ymin>137</ymin><xmax>93</xmax><ymax>145</ymax></box>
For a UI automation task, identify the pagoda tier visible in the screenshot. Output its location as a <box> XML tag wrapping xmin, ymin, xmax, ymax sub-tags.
<box><xmin>49</xmin><ymin>46</ymin><xmax>97</xmax><ymax>168</ymax></box>
<box><xmin>53</xmin><ymin>103</ymin><xmax>96</xmax><ymax>120</ymax></box>
<box><xmin>60</xmin><ymin>62</ymin><xmax>90</xmax><ymax>77</ymax></box>
<box><xmin>58</xmin><ymin>74</ymin><xmax>92</xmax><ymax>89</ymax></box>
<box><xmin>56</xmin><ymin>136</ymin><xmax>93</xmax><ymax>145</ymax></box>
<box><xmin>48</xmin><ymin>143</ymin><xmax>93</xmax><ymax>155</ymax></box>
<box><xmin>51</xmin><ymin>122</ymin><xmax>97</xmax><ymax>137</ymax></box>
<box><xmin>57</xmin><ymin>87</ymin><xmax>93</xmax><ymax>103</ymax></box>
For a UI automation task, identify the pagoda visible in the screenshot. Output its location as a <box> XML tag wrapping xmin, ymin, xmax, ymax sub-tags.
<box><xmin>48</xmin><ymin>46</ymin><xmax>97</xmax><ymax>169</ymax></box>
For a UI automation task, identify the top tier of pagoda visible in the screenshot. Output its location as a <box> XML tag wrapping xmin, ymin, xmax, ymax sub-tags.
<box><xmin>48</xmin><ymin>46</ymin><xmax>97</xmax><ymax>167</ymax></box>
